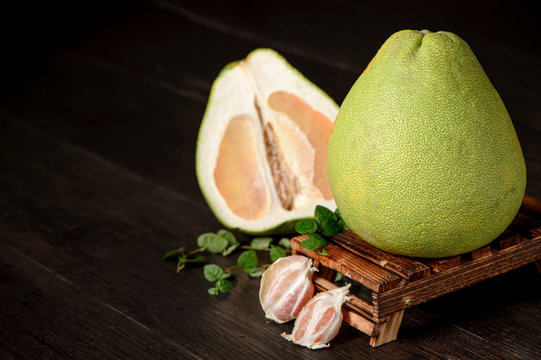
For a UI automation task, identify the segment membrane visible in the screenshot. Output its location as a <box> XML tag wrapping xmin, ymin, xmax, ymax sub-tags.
<box><xmin>263</xmin><ymin>122</ymin><xmax>297</xmax><ymax>211</ymax></box>
<box><xmin>268</xmin><ymin>91</ymin><xmax>334</xmax><ymax>200</ymax></box>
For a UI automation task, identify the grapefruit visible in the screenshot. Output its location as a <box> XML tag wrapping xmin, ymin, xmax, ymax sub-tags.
<box><xmin>327</xmin><ymin>30</ymin><xmax>527</xmax><ymax>258</ymax></box>
<box><xmin>259</xmin><ymin>255</ymin><xmax>315</xmax><ymax>323</ymax></box>
<box><xmin>196</xmin><ymin>49</ymin><xmax>338</xmax><ymax>234</ymax></box>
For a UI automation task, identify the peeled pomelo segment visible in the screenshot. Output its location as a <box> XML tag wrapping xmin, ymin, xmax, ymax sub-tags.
<box><xmin>214</xmin><ymin>114</ymin><xmax>270</xmax><ymax>221</ymax></box>
<box><xmin>196</xmin><ymin>48</ymin><xmax>339</xmax><ymax>234</ymax></box>
<box><xmin>259</xmin><ymin>255</ymin><xmax>315</xmax><ymax>323</ymax></box>
<box><xmin>293</xmin><ymin>302</ymin><xmax>336</xmax><ymax>343</ymax></box>
<box><xmin>282</xmin><ymin>284</ymin><xmax>350</xmax><ymax>349</ymax></box>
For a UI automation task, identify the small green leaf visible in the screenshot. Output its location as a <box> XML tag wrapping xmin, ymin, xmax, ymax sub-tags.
<box><xmin>249</xmin><ymin>267</ymin><xmax>265</xmax><ymax>278</ymax></box>
<box><xmin>334</xmin><ymin>272</ymin><xmax>344</xmax><ymax>282</ymax></box>
<box><xmin>315</xmin><ymin>205</ymin><xmax>337</xmax><ymax>226</ymax></box>
<box><xmin>216</xmin><ymin>279</ymin><xmax>231</xmax><ymax>293</ymax></box>
<box><xmin>312</xmin><ymin>233</ymin><xmax>328</xmax><ymax>248</ymax></box>
<box><xmin>300</xmin><ymin>237</ymin><xmax>317</xmax><ymax>251</ymax></box>
<box><xmin>237</xmin><ymin>250</ymin><xmax>258</xmax><ymax>273</ymax></box>
<box><xmin>335</xmin><ymin>208</ymin><xmax>350</xmax><ymax>230</ymax></box>
<box><xmin>207</xmin><ymin>237</ymin><xmax>229</xmax><ymax>253</ymax></box>
<box><xmin>222</xmin><ymin>243</ymin><xmax>239</xmax><ymax>256</ymax></box>
<box><xmin>183</xmin><ymin>255</ymin><xmax>206</xmax><ymax>263</ymax></box>
<box><xmin>208</xmin><ymin>288</ymin><xmax>219</xmax><ymax>296</ymax></box>
<box><xmin>217</xmin><ymin>229</ymin><xmax>237</xmax><ymax>246</ymax></box>
<box><xmin>315</xmin><ymin>205</ymin><xmax>341</xmax><ymax>236</ymax></box>
<box><xmin>338</xmin><ymin>218</ymin><xmax>350</xmax><ymax>231</ymax></box>
<box><xmin>301</xmin><ymin>233</ymin><xmax>328</xmax><ymax>251</ymax></box>
<box><xmin>278</xmin><ymin>238</ymin><xmax>291</xmax><ymax>249</ymax></box>
<box><xmin>197</xmin><ymin>233</ymin><xmax>214</xmax><ymax>247</ymax></box>
<box><xmin>295</xmin><ymin>219</ymin><xmax>318</xmax><ymax>234</ymax></box>
<box><xmin>198</xmin><ymin>233</ymin><xmax>228</xmax><ymax>253</ymax></box>
<box><xmin>270</xmin><ymin>245</ymin><xmax>286</xmax><ymax>263</ymax></box>
<box><xmin>320</xmin><ymin>218</ymin><xmax>342</xmax><ymax>237</ymax></box>
<box><xmin>203</xmin><ymin>264</ymin><xmax>223</xmax><ymax>282</ymax></box>
<box><xmin>250</xmin><ymin>237</ymin><xmax>273</xmax><ymax>250</ymax></box>
<box><xmin>162</xmin><ymin>247</ymin><xmax>185</xmax><ymax>260</ymax></box>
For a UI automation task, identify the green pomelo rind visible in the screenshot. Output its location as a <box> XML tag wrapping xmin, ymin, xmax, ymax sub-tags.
<box><xmin>327</xmin><ymin>30</ymin><xmax>527</xmax><ymax>258</ymax></box>
<box><xmin>196</xmin><ymin>48</ymin><xmax>338</xmax><ymax>235</ymax></box>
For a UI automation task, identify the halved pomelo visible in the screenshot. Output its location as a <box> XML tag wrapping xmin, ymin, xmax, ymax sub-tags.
<box><xmin>196</xmin><ymin>49</ymin><xmax>338</xmax><ymax>234</ymax></box>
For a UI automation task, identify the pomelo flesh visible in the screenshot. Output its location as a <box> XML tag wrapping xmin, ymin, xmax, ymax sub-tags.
<box><xmin>259</xmin><ymin>255</ymin><xmax>315</xmax><ymax>323</ymax></box>
<box><xmin>214</xmin><ymin>114</ymin><xmax>270</xmax><ymax>221</ymax></box>
<box><xmin>327</xmin><ymin>30</ymin><xmax>527</xmax><ymax>258</ymax></box>
<box><xmin>281</xmin><ymin>284</ymin><xmax>350</xmax><ymax>349</ymax></box>
<box><xmin>196</xmin><ymin>49</ymin><xmax>338</xmax><ymax>234</ymax></box>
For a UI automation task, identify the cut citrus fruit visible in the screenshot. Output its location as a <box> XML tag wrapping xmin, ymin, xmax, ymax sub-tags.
<box><xmin>196</xmin><ymin>49</ymin><xmax>339</xmax><ymax>234</ymax></box>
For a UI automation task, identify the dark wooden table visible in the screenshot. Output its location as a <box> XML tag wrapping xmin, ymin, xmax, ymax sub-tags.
<box><xmin>1</xmin><ymin>1</ymin><xmax>540</xmax><ymax>359</ymax></box>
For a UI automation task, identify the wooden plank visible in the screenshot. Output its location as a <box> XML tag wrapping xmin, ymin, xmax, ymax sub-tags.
<box><xmin>513</xmin><ymin>212</ymin><xmax>540</xmax><ymax>226</ymax></box>
<box><xmin>369</xmin><ymin>310</ymin><xmax>404</xmax><ymax>347</ymax></box>
<box><xmin>291</xmin><ymin>236</ymin><xmax>403</xmax><ymax>293</ymax></box>
<box><xmin>521</xmin><ymin>195</ymin><xmax>541</xmax><ymax>217</ymax></box>
<box><xmin>332</xmin><ymin>230</ymin><xmax>431</xmax><ymax>282</ymax></box>
<box><xmin>470</xmin><ymin>245</ymin><xmax>494</xmax><ymax>260</ymax></box>
<box><xmin>312</xmin><ymin>276</ymin><xmax>374</xmax><ymax>318</ymax></box>
<box><xmin>316</xmin><ymin>264</ymin><xmax>337</xmax><ymax>281</ymax></box>
<box><xmin>0</xmin><ymin>118</ymin><xmax>322</xmax><ymax>360</ymax></box>
<box><xmin>373</xmin><ymin>236</ymin><xmax>541</xmax><ymax>319</ymax></box>
<box><xmin>0</xmin><ymin>241</ymin><xmax>197</xmax><ymax>360</ymax></box>
<box><xmin>1</xmin><ymin>52</ymin><xmax>207</xmax><ymax>203</ymax></box>
<box><xmin>4</xmin><ymin>114</ymin><xmax>528</xmax><ymax>358</ymax></box>
<box><xmin>2</xmin><ymin>1</ymin><xmax>540</xmax><ymax>357</ymax></box>
<box><xmin>498</xmin><ymin>234</ymin><xmax>523</xmax><ymax>250</ymax></box>
<box><xmin>509</xmin><ymin>207</ymin><xmax>541</xmax><ymax>241</ymax></box>
<box><xmin>425</xmin><ymin>256</ymin><xmax>463</xmax><ymax>273</ymax></box>
<box><xmin>406</xmin><ymin>263</ymin><xmax>541</xmax><ymax>359</ymax></box>
<box><xmin>342</xmin><ymin>309</ymin><xmax>377</xmax><ymax>337</ymax></box>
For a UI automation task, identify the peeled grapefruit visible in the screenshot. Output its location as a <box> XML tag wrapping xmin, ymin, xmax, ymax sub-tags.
<box><xmin>196</xmin><ymin>49</ymin><xmax>338</xmax><ymax>234</ymax></box>
<box><xmin>281</xmin><ymin>284</ymin><xmax>350</xmax><ymax>349</ymax></box>
<box><xmin>327</xmin><ymin>30</ymin><xmax>527</xmax><ymax>258</ymax></box>
<box><xmin>259</xmin><ymin>255</ymin><xmax>315</xmax><ymax>323</ymax></box>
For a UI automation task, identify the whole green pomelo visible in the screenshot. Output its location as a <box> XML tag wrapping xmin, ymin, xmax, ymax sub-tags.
<box><xmin>327</xmin><ymin>29</ymin><xmax>526</xmax><ymax>258</ymax></box>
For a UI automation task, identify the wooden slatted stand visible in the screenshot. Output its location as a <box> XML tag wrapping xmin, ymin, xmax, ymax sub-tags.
<box><xmin>291</xmin><ymin>196</ymin><xmax>541</xmax><ymax>347</ymax></box>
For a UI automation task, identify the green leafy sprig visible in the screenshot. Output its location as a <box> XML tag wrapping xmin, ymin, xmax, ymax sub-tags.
<box><xmin>241</xmin><ymin>237</ymin><xmax>289</xmax><ymax>263</ymax></box>
<box><xmin>197</xmin><ymin>229</ymin><xmax>240</xmax><ymax>256</ymax></box>
<box><xmin>163</xmin><ymin>230</ymin><xmax>290</xmax><ymax>296</ymax></box>
<box><xmin>296</xmin><ymin>206</ymin><xmax>348</xmax><ymax>255</ymax></box>
<box><xmin>163</xmin><ymin>206</ymin><xmax>347</xmax><ymax>296</ymax></box>
<box><xmin>204</xmin><ymin>264</ymin><xmax>233</xmax><ymax>296</ymax></box>
<box><xmin>162</xmin><ymin>246</ymin><xmax>206</xmax><ymax>273</ymax></box>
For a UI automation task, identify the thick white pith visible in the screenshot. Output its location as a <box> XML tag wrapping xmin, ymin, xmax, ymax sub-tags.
<box><xmin>197</xmin><ymin>49</ymin><xmax>338</xmax><ymax>232</ymax></box>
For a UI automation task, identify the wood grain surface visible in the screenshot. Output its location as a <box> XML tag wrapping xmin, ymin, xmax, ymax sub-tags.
<box><xmin>1</xmin><ymin>1</ymin><xmax>540</xmax><ymax>359</ymax></box>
